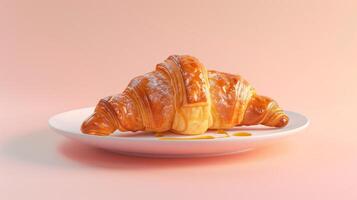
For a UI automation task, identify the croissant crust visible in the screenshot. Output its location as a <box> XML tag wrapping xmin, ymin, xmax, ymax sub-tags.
<box><xmin>81</xmin><ymin>55</ymin><xmax>289</xmax><ymax>135</ymax></box>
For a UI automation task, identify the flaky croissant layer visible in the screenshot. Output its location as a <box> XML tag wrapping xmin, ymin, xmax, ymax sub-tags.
<box><xmin>81</xmin><ymin>55</ymin><xmax>289</xmax><ymax>136</ymax></box>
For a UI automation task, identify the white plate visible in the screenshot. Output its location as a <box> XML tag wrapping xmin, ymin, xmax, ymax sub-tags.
<box><xmin>49</xmin><ymin>107</ymin><xmax>309</xmax><ymax>158</ymax></box>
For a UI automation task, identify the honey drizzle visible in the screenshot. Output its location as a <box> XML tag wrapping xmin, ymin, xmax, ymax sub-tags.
<box><xmin>233</xmin><ymin>132</ymin><xmax>252</xmax><ymax>136</ymax></box>
<box><xmin>159</xmin><ymin>135</ymin><xmax>215</xmax><ymax>140</ymax></box>
<box><xmin>157</xmin><ymin>131</ymin><xmax>251</xmax><ymax>140</ymax></box>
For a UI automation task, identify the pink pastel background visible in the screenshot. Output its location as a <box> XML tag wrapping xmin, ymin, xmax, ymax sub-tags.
<box><xmin>1</xmin><ymin>0</ymin><xmax>356</xmax><ymax>199</ymax></box>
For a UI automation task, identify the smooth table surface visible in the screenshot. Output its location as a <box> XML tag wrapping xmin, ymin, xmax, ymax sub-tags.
<box><xmin>1</xmin><ymin>1</ymin><xmax>357</xmax><ymax>199</ymax></box>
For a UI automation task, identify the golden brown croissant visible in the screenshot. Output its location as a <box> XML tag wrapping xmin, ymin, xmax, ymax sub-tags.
<box><xmin>81</xmin><ymin>55</ymin><xmax>288</xmax><ymax>136</ymax></box>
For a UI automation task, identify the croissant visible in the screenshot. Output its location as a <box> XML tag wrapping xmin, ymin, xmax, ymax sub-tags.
<box><xmin>81</xmin><ymin>55</ymin><xmax>289</xmax><ymax>136</ymax></box>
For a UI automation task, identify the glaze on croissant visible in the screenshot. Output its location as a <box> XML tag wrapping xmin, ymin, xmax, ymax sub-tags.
<box><xmin>81</xmin><ymin>55</ymin><xmax>289</xmax><ymax>136</ymax></box>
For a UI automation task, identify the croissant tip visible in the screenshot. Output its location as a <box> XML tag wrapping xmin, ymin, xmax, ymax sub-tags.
<box><xmin>81</xmin><ymin>112</ymin><xmax>116</xmax><ymax>136</ymax></box>
<box><xmin>276</xmin><ymin>114</ymin><xmax>289</xmax><ymax>127</ymax></box>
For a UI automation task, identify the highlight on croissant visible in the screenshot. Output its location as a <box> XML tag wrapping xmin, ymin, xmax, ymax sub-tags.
<box><xmin>81</xmin><ymin>55</ymin><xmax>289</xmax><ymax>136</ymax></box>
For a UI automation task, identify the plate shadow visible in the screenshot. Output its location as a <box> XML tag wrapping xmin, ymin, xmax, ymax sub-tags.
<box><xmin>58</xmin><ymin>138</ymin><xmax>293</xmax><ymax>170</ymax></box>
<box><xmin>0</xmin><ymin>129</ymin><xmax>75</xmax><ymax>168</ymax></box>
